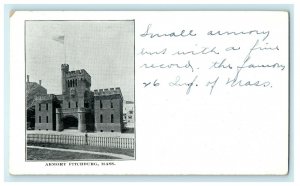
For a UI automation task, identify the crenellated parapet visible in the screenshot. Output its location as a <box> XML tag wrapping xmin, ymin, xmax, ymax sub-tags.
<box><xmin>94</xmin><ymin>87</ymin><xmax>122</xmax><ymax>96</ymax></box>
<box><xmin>65</xmin><ymin>69</ymin><xmax>91</xmax><ymax>84</ymax></box>
<box><xmin>66</xmin><ymin>69</ymin><xmax>90</xmax><ymax>78</ymax></box>
<box><xmin>34</xmin><ymin>94</ymin><xmax>55</xmax><ymax>101</ymax></box>
<box><xmin>61</xmin><ymin>64</ymin><xmax>69</xmax><ymax>71</ymax></box>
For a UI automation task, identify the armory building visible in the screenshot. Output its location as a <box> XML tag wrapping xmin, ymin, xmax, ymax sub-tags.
<box><xmin>29</xmin><ymin>64</ymin><xmax>124</xmax><ymax>133</ymax></box>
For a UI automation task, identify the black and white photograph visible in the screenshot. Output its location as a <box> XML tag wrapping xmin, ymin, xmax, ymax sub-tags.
<box><xmin>25</xmin><ymin>20</ymin><xmax>135</xmax><ymax>161</ymax></box>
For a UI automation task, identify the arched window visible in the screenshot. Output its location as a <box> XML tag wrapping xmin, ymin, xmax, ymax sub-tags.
<box><xmin>111</xmin><ymin>114</ymin><xmax>114</xmax><ymax>123</ymax></box>
<box><xmin>100</xmin><ymin>115</ymin><xmax>103</xmax><ymax>123</ymax></box>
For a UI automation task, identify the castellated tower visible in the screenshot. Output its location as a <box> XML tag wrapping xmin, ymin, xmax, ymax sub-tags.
<box><xmin>56</xmin><ymin>64</ymin><xmax>94</xmax><ymax>132</ymax></box>
<box><xmin>61</xmin><ymin>66</ymin><xmax>92</xmax><ymax>109</ymax></box>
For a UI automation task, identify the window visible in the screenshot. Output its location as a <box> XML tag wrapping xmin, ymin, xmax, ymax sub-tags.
<box><xmin>76</xmin><ymin>102</ymin><xmax>78</xmax><ymax>108</ymax></box>
<box><xmin>100</xmin><ymin>130</ymin><xmax>103</xmax><ymax>132</ymax></box>
<box><xmin>75</xmin><ymin>79</ymin><xmax>77</xmax><ymax>86</ymax></box>
<box><xmin>128</xmin><ymin>115</ymin><xmax>132</xmax><ymax>119</ymax></box>
<box><xmin>100</xmin><ymin>115</ymin><xmax>103</xmax><ymax>123</ymax></box>
<box><xmin>39</xmin><ymin>116</ymin><xmax>41</xmax><ymax>123</ymax></box>
<box><xmin>111</xmin><ymin>114</ymin><xmax>114</xmax><ymax>123</ymax></box>
<box><xmin>129</xmin><ymin>110</ymin><xmax>133</xmax><ymax>114</ymax></box>
<box><xmin>46</xmin><ymin>103</ymin><xmax>48</xmax><ymax>110</ymax></box>
<box><xmin>100</xmin><ymin>100</ymin><xmax>103</xmax><ymax>108</ymax></box>
<box><xmin>111</xmin><ymin>130</ymin><xmax>114</xmax><ymax>133</ymax></box>
<box><xmin>46</xmin><ymin>116</ymin><xmax>48</xmax><ymax>123</ymax></box>
<box><xmin>110</xmin><ymin>100</ymin><xmax>113</xmax><ymax>108</ymax></box>
<box><xmin>39</xmin><ymin>104</ymin><xmax>41</xmax><ymax>111</ymax></box>
<box><xmin>68</xmin><ymin>102</ymin><xmax>71</xmax><ymax>108</ymax></box>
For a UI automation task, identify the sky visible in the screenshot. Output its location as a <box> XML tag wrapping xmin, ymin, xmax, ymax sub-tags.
<box><xmin>26</xmin><ymin>21</ymin><xmax>134</xmax><ymax>101</ymax></box>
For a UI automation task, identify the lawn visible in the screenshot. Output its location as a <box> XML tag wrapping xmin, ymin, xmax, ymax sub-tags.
<box><xmin>27</xmin><ymin>147</ymin><xmax>119</xmax><ymax>160</ymax></box>
<box><xmin>27</xmin><ymin>142</ymin><xmax>135</xmax><ymax>157</ymax></box>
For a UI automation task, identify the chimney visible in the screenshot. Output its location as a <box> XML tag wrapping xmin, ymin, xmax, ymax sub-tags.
<box><xmin>39</xmin><ymin>80</ymin><xmax>42</xmax><ymax>85</ymax></box>
<box><xmin>27</xmin><ymin>75</ymin><xmax>29</xmax><ymax>82</ymax></box>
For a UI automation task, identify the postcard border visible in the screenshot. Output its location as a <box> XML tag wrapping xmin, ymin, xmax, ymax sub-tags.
<box><xmin>4</xmin><ymin>4</ymin><xmax>294</xmax><ymax>182</ymax></box>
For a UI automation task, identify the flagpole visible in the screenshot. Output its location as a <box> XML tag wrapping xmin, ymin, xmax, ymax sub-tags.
<box><xmin>64</xmin><ymin>35</ymin><xmax>66</xmax><ymax>64</ymax></box>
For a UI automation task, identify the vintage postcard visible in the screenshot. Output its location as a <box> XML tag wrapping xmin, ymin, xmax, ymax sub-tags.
<box><xmin>9</xmin><ymin>11</ymin><xmax>289</xmax><ymax>175</ymax></box>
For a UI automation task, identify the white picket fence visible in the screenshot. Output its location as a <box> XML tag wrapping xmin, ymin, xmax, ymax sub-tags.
<box><xmin>27</xmin><ymin>134</ymin><xmax>135</xmax><ymax>149</ymax></box>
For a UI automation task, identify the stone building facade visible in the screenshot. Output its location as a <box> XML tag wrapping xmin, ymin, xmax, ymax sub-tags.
<box><xmin>33</xmin><ymin>64</ymin><xmax>124</xmax><ymax>133</ymax></box>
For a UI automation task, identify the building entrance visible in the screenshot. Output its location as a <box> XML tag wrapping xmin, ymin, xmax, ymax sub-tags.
<box><xmin>62</xmin><ymin>116</ymin><xmax>78</xmax><ymax>129</ymax></box>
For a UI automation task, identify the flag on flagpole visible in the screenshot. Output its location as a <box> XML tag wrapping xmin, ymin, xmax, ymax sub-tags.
<box><xmin>52</xmin><ymin>35</ymin><xmax>65</xmax><ymax>44</ymax></box>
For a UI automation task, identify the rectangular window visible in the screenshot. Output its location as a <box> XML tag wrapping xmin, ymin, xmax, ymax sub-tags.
<box><xmin>46</xmin><ymin>103</ymin><xmax>48</xmax><ymax>110</ymax></box>
<box><xmin>100</xmin><ymin>115</ymin><xmax>103</xmax><ymax>123</ymax></box>
<box><xmin>111</xmin><ymin>114</ymin><xmax>114</xmax><ymax>123</ymax></box>
<box><xmin>100</xmin><ymin>100</ymin><xmax>103</xmax><ymax>109</ymax></box>
<box><xmin>111</xmin><ymin>100</ymin><xmax>113</xmax><ymax>108</ymax></box>
<box><xmin>68</xmin><ymin>102</ymin><xmax>71</xmax><ymax>108</ymax></box>
<box><xmin>46</xmin><ymin>116</ymin><xmax>48</xmax><ymax>123</ymax></box>
<box><xmin>39</xmin><ymin>104</ymin><xmax>41</xmax><ymax>111</ymax></box>
<box><xmin>39</xmin><ymin>116</ymin><xmax>41</xmax><ymax>123</ymax></box>
<box><xmin>76</xmin><ymin>102</ymin><xmax>78</xmax><ymax>108</ymax></box>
